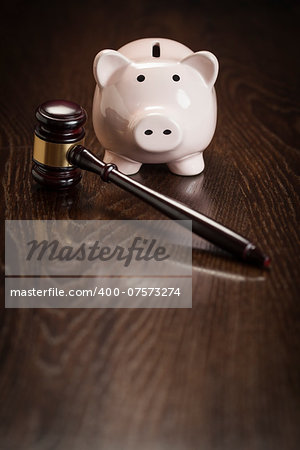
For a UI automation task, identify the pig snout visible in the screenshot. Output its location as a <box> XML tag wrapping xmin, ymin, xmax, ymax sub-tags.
<box><xmin>133</xmin><ymin>113</ymin><xmax>182</xmax><ymax>152</ymax></box>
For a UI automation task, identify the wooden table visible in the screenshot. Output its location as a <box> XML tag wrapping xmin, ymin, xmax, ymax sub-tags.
<box><xmin>1</xmin><ymin>1</ymin><xmax>299</xmax><ymax>449</ymax></box>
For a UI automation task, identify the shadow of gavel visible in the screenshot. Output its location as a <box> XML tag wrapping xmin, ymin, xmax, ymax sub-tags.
<box><xmin>32</xmin><ymin>99</ymin><xmax>270</xmax><ymax>268</ymax></box>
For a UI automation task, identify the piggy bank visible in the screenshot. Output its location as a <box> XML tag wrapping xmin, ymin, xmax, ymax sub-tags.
<box><xmin>92</xmin><ymin>38</ymin><xmax>218</xmax><ymax>176</ymax></box>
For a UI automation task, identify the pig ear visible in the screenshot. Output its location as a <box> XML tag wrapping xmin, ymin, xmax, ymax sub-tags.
<box><xmin>93</xmin><ymin>50</ymin><xmax>131</xmax><ymax>88</ymax></box>
<box><xmin>181</xmin><ymin>51</ymin><xmax>218</xmax><ymax>88</ymax></box>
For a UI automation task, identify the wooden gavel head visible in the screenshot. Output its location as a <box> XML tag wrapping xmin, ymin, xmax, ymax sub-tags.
<box><xmin>32</xmin><ymin>100</ymin><xmax>87</xmax><ymax>188</ymax></box>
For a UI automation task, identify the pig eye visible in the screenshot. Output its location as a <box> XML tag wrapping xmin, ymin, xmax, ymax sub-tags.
<box><xmin>137</xmin><ymin>75</ymin><xmax>145</xmax><ymax>82</ymax></box>
<box><xmin>172</xmin><ymin>74</ymin><xmax>180</xmax><ymax>82</ymax></box>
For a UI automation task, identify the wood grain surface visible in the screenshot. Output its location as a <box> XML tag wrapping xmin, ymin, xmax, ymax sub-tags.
<box><xmin>1</xmin><ymin>0</ymin><xmax>299</xmax><ymax>449</ymax></box>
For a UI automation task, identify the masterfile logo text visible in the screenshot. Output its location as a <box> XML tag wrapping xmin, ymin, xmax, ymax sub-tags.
<box><xmin>26</xmin><ymin>237</ymin><xmax>170</xmax><ymax>267</ymax></box>
<box><xmin>5</xmin><ymin>220</ymin><xmax>192</xmax><ymax>308</ymax></box>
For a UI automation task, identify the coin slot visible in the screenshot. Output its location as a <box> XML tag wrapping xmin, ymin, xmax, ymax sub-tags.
<box><xmin>152</xmin><ymin>43</ymin><xmax>160</xmax><ymax>58</ymax></box>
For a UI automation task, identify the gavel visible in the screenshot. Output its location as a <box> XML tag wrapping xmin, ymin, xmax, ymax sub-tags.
<box><xmin>32</xmin><ymin>99</ymin><xmax>270</xmax><ymax>268</ymax></box>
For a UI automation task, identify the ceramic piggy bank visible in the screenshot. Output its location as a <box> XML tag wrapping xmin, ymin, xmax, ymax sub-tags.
<box><xmin>92</xmin><ymin>38</ymin><xmax>218</xmax><ymax>176</ymax></box>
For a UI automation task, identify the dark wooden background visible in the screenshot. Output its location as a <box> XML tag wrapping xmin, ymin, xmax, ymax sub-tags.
<box><xmin>1</xmin><ymin>0</ymin><xmax>299</xmax><ymax>449</ymax></box>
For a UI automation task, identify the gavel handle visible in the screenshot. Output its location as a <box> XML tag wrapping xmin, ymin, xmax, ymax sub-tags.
<box><xmin>67</xmin><ymin>145</ymin><xmax>270</xmax><ymax>267</ymax></box>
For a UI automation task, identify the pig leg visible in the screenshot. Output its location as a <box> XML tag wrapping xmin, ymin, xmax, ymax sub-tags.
<box><xmin>103</xmin><ymin>150</ymin><xmax>142</xmax><ymax>175</ymax></box>
<box><xmin>167</xmin><ymin>152</ymin><xmax>204</xmax><ymax>176</ymax></box>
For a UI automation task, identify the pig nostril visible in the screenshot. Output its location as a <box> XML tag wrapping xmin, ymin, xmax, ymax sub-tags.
<box><xmin>144</xmin><ymin>129</ymin><xmax>153</xmax><ymax>135</ymax></box>
<box><xmin>163</xmin><ymin>129</ymin><xmax>172</xmax><ymax>135</ymax></box>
